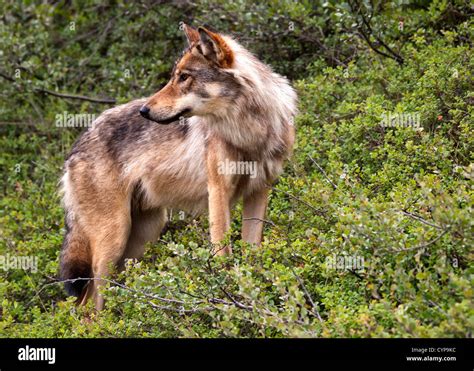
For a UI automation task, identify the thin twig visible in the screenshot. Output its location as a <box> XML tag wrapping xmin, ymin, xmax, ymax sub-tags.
<box><xmin>289</xmin><ymin>266</ymin><xmax>323</xmax><ymax>322</ymax></box>
<box><xmin>243</xmin><ymin>217</ymin><xmax>276</xmax><ymax>227</ymax></box>
<box><xmin>391</xmin><ymin>229</ymin><xmax>450</xmax><ymax>253</ymax></box>
<box><xmin>36</xmin><ymin>88</ymin><xmax>116</xmax><ymax>104</ymax></box>
<box><xmin>400</xmin><ymin>210</ymin><xmax>443</xmax><ymax>230</ymax></box>
<box><xmin>348</xmin><ymin>0</ymin><xmax>404</xmax><ymax>65</ymax></box>
<box><xmin>0</xmin><ymin>71</ymin><xmax>116</xmax><ymax>104</ymax></box>
<box><xmin>309</xmin><ymin>155</ymin><xmax>337</xmax><ymax>189</ymax></box>
<box><xmin>271</xmin><ymin>187</ymin><xmax>325</xmax><ymax>216</ymax></box>
<box><xmin>34</xmin><ymin>277</ymin><xmax>308</xmax><ymax>324</ymax></box>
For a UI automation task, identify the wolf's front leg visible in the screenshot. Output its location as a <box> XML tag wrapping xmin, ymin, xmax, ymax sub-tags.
<box><xmin>242</xmin><ymin>188</ymin><xmax>269</xmax><ymax>245</ymax></box>
<box><xmin>206</xmin><ymin>138</ymin><xmax>233</xmax><ymax>255</ymax></box>
<box><xmin>208</xmin><ymin>183</ymin><xmax>232</xmax><ymax>255</ymax></box>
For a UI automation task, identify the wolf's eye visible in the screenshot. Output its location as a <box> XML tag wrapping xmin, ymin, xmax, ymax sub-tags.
<box><xmin>178</xmin><ymin>73</ymin><xmax>190</xmax><ymax>83</ymax></box>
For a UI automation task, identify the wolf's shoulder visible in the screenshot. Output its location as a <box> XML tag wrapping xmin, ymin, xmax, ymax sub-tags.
<box><xmin>92</xmin><ymin>98</ymin><xmax>148</xmax><ymax>128</ymax></box>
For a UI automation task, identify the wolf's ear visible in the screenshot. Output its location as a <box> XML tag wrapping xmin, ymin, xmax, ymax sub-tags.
<box><xmin>183</xmin><ymin>24</ymin><xmax>199</xmax><ymax>45</ymax></box>
<box><xmin>197</xmin><ymin>27</ymin><xmax>234</xmax><ymax>68</ymax></box>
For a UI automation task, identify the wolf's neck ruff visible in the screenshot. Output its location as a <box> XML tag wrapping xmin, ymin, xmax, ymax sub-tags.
<box><xmin>203</xmin><ymin>36</ymin><xmax>297</xmax><ymax>155</ymax></box>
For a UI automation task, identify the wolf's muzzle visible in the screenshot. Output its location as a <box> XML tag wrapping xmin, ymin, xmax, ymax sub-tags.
<box><xmin>139</xmin><ymin>106</ymin><xmax>151</xmax><ymax>119</ymax></box>
<box><xmin>140</xmin><ymin>107</ymin><xmax>191</xmax><ymax>125</ymax></box>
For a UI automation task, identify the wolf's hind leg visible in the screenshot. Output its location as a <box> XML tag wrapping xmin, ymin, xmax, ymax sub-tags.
<box><xmin>122</xmin><ymin>208</ymin><xmax>167</xmax><ymax>264</ymax></box>
<box><xmin>86</xmin><ymin>208</ymin><xmax>132</xmax><ymax>311</ymax></box>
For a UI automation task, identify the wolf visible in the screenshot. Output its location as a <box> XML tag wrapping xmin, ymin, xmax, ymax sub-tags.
<box><xmin>59</xmin><ymin>25</ymin><xmax>297</xmax><ymax>310</ymax></box>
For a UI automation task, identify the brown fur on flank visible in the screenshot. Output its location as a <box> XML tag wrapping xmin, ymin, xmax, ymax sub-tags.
<box><xmin>59</xmin><ymin>25</ymin><xmax>297</xmax><ymax>310</ymax></box>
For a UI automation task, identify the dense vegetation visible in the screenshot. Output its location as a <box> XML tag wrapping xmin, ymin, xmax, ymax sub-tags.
<box><xmin>0</xmin><ymin>0</ymin><xmax>472</xmax><ymax>337</ymax></box>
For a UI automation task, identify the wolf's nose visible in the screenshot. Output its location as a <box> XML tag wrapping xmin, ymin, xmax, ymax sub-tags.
<box><xmin>140</xmin><ymin>106</ymin><xmax>150</xmax><ymax>118</ymax></box>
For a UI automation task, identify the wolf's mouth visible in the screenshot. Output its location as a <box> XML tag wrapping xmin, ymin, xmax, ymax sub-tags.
<box><xmin>149</xmin><ymin>108</ymin><xmax>192</xmax><ymax>125</ymax></box>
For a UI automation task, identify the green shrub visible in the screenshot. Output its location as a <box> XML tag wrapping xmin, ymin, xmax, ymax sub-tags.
<box><xmin>0</xmin><ymin>1</ymin><xmax>472</xmax><ymax>338</ymax></box>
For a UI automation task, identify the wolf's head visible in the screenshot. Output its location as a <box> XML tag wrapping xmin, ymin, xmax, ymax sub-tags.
<box><xmin>140</xmin><ymin>25</ymin><xmax>242</xmax><ymax>124</ymax></box>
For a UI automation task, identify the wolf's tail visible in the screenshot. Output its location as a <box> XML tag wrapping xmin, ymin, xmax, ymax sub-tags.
<box><xmin>59</xmin><ymin>217</ymin><xmax>92</xmax><ymax>298</ymax></box>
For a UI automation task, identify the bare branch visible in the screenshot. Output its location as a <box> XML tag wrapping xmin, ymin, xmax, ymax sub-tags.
<box><xmin>400</xmin><ymin>210</ymin><xmax>444</xmax><ymax>230</ymax></box>
<box><xmin>348</xmin><ymin>0</ymin><xmax>404</xmax><ymax>65</ymax></box>
<box><xmin>379</xmin><ymin>228</ymin><xmax>451</xmax><ymax>253</ymax></box>
<box><xmin>0</xmin><ymin>70</ymin><xmax>116</xmax><ymax>104</ymax></box>
<box><xmin>309</xmin><ymin>155</ymin><xmax>337</xmax><ymax>189</ymax></box>
<box><xmin>37</xmin><ymin>88</ymin><xmax>116</xmax><ymax>104</ymax></box>
<box><xmin>34</xmin><ymin>277</ymin><xmax>309</xmax><ymax>325</ymax></box>
<box><xmin>243</xmin><ymin>217</ymin><xmax>276</xmax><ymax>227</ymax></box>
<box><xmin>271</xmin><ymin>186</ymin><xmax>326</xmax><ymax>216</ymax></box>
<box><xmin>289</xmin><ymin>266</ymin><xmax>324</xmax><ymax>322</ymax></box>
